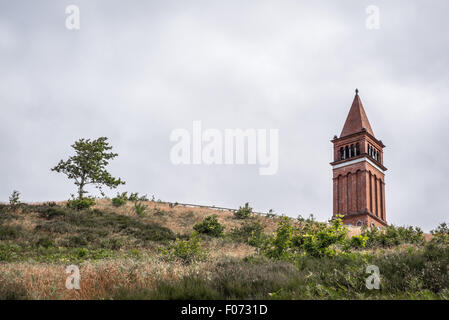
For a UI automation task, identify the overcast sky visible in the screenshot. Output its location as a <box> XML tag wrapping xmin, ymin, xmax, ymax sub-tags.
<box><xmin>1</xmin><ymin>0</ymin><xmax>448</xmax><ymax>231</ymax></box>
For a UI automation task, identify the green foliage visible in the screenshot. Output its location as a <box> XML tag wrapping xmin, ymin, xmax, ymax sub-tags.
<box><xmin>38</xmin><ymin>207</ymin><xmax>66</xmax><ymax>219</ymax></box>
<box><xmin>35</xmin><ymin>237</ymin><xmax>55</xmax><ymax>248</ymax></box>
<box><xmin>431</xmin><ymin>223</ymin><xmax>449</xmax><ymax>244</ymax></box>
<box><xmin>115</xmin><ymin>244</ymin><xmax>449</xmax><ymax>300</ymax></box>
<box><xmin>234</xmin><ymin>203</ymin><xmax>253</xmax><ymax>219</ymax></box>
<box><xmin>362</xmin><ymin>225</ymin><xmax>424</xmax><ymax>248</ymax></box>
<box><xmin>51</xmin><ymin>137</ymin><xmax>125</xmax><ymax>199</ymax></box>
<box><xmin>0</xmin><ymin>225</ymin><xmax>22</xmax><ymax>240</ymax></box>
<box><xmin>112</xmin><ymin>192</ymin><xmax>128</xmax><ymax>207</ymax></box>
<box><xmin>297</xmin><ymin>215</ymin><xmax>348</xmax><ymax>257</ymax></box>
<box><xmin>345</xmin><ymin>235</ymin><xmax>369</xmax><ymax>250</ymax></box>
<box><xmin>25</xmin><ymin>204</ymin><xmax>175</xmax><ymax>249</ymax></box>
<box><xmin>112</xmin><ymin>192</ymin><xmax>148</xmax><ymax>207</ymax></box>
<box><xmin>66</xmin><ymin>197</ymin><xmax>95</xmax><ymax>211</ymax></box>
<box><xmin>265</xmin><ymin>209</ymin><xmax>276</xmax><ymax>218</ymax></box>
<box><xmin>161</xmin><ymin>232</ymin><xmax>208</xmax><ymax>264</ymax></box>
<box><xmin>228</xmin><ymin>221</ymin><xmax>266</xmax><ymax>246</ymax></box>
<box><xmin>262</xmin><ymin>217</ymin><xmax>295</xmax><ymax>260</ymax></box>
<box><xmin>0</xmin><ymin>241</ymin><xmax>117</xmax><ymax>263</ymax></box>
<box><xmin>130</xmin><ymin>248</ymin><xmax>141</xmax><ymax>258</ymax></box>
<box><xmin>134</xmin><ymin>202</ymin><xmax>148</xmax><ymax>217</ymax></box>
<box><xmin>193</xmin><ymin>215</ymin><xmax>224</xmax><ymax>237</ymax></box>
<box><xmin>0</xmin><ymin>243</ymin><xmax>20</xmax><ymax>261</ymax></box>
<box><xmin>169</xmin><ymin>202</ymin><xmax>179</xmax><ymax>208</ymax></box>
<box><xmin>9</xmin><ymin>190</ymin><xmax>21</xmax><ymax>210</ymax></box>
<box><xmin>128</xmin><ymin>192</ymin><xmax>148</xmax><ymax>202</ymax></box>
<box><xmin>261</xmin><ymin>215</ymin><xmax>348</xmax><ymax>260</ymax></box>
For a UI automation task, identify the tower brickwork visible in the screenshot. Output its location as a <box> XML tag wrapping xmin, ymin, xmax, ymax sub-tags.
<box><xmin>330</xmin><ymin>90</ymin><xmax>387</xmax><ymax>228</ymax></box>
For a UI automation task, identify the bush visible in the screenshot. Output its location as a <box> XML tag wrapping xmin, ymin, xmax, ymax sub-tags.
<box><xmin>128</xmin><ymin>192</ymin><xmax>148</xmax><ymax>202</ymax></box>
<box><xmin>112</xmin><ymin>194</ymin><xmax>127</xmax><ymax>207</ymax></box>
<box><xmin>295</xmin><ymin>216</ymin><xmax>348</xmax><ymax>257</ymax></box>
<box><xmin>345</xmin><ymin>235</ymin><xmax>368</xmax><ymax>249</ymax></box>
<box><xmin>228</xmin><ymin>221</ymin><xmax>265</xmax><ymax>246</ymax></box>
<box><xmin>262</xmin><ymin>217</ymin><xmax>295</xmax><ymax>260</ymax></box>
<box><xmin>234</xmin><ymin>203</ymin><xmax>253</xmax><ymax>219</ymax></box>
<box><xmin>67</xmin><ymin>197</ymin><xmax>95</xmax><ymax>210</ymax></box>
<box><xmin>134</xmin><ymin>202</ymin><xmax>147</xmax><ymax>217</ymax></box>
<box><xmin>112</xmin><ymin>192</ymin><xmax>148</xmax><ymax>207</ymax></box>
<box><xmin>161</xmin><ymin>232</ymin><xmax>208</xmax><ymax>263</ymax></box>
<box><xmin>0</xmin><ymin>243</ymin><xmax>20</xmax><ymax>261</ymax></box>
<box><xmin>38</xmin><ymin>207</ymin><xmax>67</xmax><ymax>219</ymax></box>
<box><xmin>0</xmin><ymin>225</ymin><xmax>22</xmax><ymax>240</ymax></box>
<box><xmin>193</xmin><ymin>215</ymin><xmax>224</xmax><ymax>237</ymax></box>
<box><xmin>362</xmin><ymin>225</ymin><xmax>424</xmax><ymax>248</ymax></box>
<box><xmin>101</xmin><ymin>237</ymin><xmax>123</xmax><ymax>250</ymax></box>
<box><xmin>431</xmin><ymin>223</ymin><xmax>449</xmax><ymax>244</ymax></box>
<box><xmin>35</xmin><ymin>237</ymin><xmax>55</xmax><ymax>248</ymax></box>
<box><xmin>262</xmin><ymin>215</ymin><xmax>348</xmax><ymax>260</ymax></box>
<box><xmin>9</xmin><ymin>190</ymin><xmax>21</xmax><ymax>210</ymax></box>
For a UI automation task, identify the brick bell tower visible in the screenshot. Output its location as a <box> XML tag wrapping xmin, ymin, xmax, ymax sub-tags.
<box><xmin>330</xmin><ymin>89</ymin><xmax>387</xmax><ymax>228</ymax></box>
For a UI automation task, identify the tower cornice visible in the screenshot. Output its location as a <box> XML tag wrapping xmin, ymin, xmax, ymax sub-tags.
<box><xmin>330</xmin><ymin>154</ymin><xmax>387</xmax><ymax>172</ymax></box>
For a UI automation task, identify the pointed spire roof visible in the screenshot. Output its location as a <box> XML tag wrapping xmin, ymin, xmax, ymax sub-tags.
<box><xmin>340</xmin><ymin>89</ymin><xmax>374</xmax><ymax>138</ymax></box>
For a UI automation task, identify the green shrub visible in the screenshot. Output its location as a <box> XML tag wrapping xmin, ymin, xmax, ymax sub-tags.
<box><xmin>234</xmin><ymin>203</ymin><xmax>253</xmax><ymax>219</ymax></box>
<box><xmin>9</xmin><ymin>190</ymin><xmax>21</xmax><ymax>210</ymax></box>
<box><xmin>112</xmin><ymin>197</ymin><xmax>126</xmax><ymax>207</ymax></box>
<box><xmin>77</xmin><ymin>248</ymin><xmax>89</xmax><ymax>258</ymax></box>
<box><xmin>295</xmin><ymin>215</ymin><xmax>347</xmax><ymax>257</ymax></box>
<box><xmin>169</xmin><ymin>202</ymin><xmax>179</xmax><ymax>208</ymax></box>
<box><xmin>134</xmin><ymin>202</ymin><xmax>148</xmax><ymax>217</ymax></box>
<box><xmin>112</xmin><ymin>192</ymin><xmax>128</xmax><ymax>207</ymax></box>
<box><xmin>345</xmin><ymin>235</ymin><xmax>368</xmax><ymax>249</ymax></box>
<box><xmin>112</xmin><ymin>192</ymin><xmax>148</xmax><ymax>207</ymax></box>
<box><xmin>38</xmin><ymin>207</ymin><xmax>67</xmax><ymax>219</ymax></box>
<box><xmin>101</xmin><ymin>238</ymin><xmax>123</xmax><ymax>250</ymax></box>
<box><xmin>0</xmin><ymin>243</ymin><xmax>20</xmax><ymax>261</ymax></box>
<box><xmin>161</xmin><ymin>232</ymin><xmax>208</xmax><ymax>263</ymax></box>
<box><xmin>262</xmin><ymin>215</ymin><xmax>348</xmax><ymax>260</ymax></box>
<box><xmin>362</xmin><ymin>225</ymin><xmax>424</xmax><ymax>248</ymax></box>
<box><xmin>262</xmin><ymin>217</ymin><xmax>295</xmax><ymax>260</ymax></box>
<box><xmin>0</xmin><ymin>225</ymin><xmax>22</xmax><ymax>240</ymax></box>
<box><xmin>35</xmin><ymin>237</ymin><xmax>55</xmax><ymax>248</ymax></box>
<box><xmin>228</xmin><ymin>221</ymin><xmax>265</xmax><ymax>246</ymax></box>
<box><xmin>431</xmin><ymin>223</ymin><xmax>449</xmax><ymax>244</ymax></box>
<box><xmin>128</xmin><ymin>192</ymin><xmax>149</xmax><ymax>202</ymax></box>
<box><xmin>67</xmin><ymin>197</ymin><xmax>95</xmax><ymax>210</ymax></box>
<box><xmin>193</xmin><ymin>215</ymin><xmax>224</xmax><ymax>237</ymax></box>
<box><xmin>130</xmin><ymin>248</ymin><xmax>141</xmax><ymax>258</ymax></box>
<box><xmin>66</xmin><ymin>235</ymin><xmax>89</xmax><ymax>247</ymax></box>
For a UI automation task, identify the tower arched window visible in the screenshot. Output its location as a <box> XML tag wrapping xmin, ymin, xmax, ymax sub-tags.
<box><xmin>355</xmin><ymin>143</ymin><xmax>360</xmax><ymax>156</ymax></box>
<box><xmin>345</xmin><ymin>146</ymin><xmax>349</xmax><ymax>159</ymax></box>
<box><xmin>340</xmin><ymin>147</ymin><xmax>344</xmax><ymax>160</ymax></box>
<box><xmin>350</xmin><ymin>144</ymin><xmax>354</xmax><ymax>158</ymax></box>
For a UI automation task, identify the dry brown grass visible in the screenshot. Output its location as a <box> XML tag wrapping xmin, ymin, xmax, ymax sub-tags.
<box><xmin>0</xmin><ymin>256</ymin><xmax>229</xmax><ymax>300</ymax></box>
<box><xmin>0</xmin><ymin>199</ymin><xmax>264</xmax><ymax>299</ymax></box>
<box><xmin>93</xmin><ymin>199</ymin><xmax>280</xmax><ymax>236</ymax></box>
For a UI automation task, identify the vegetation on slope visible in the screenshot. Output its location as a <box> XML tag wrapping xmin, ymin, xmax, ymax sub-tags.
<box><xmin>0</xmin><ymin>200</ymin><xmax>448</xmax><ymax>300</ymax></box>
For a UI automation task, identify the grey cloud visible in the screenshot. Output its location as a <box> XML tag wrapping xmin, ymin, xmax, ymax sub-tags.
<box><xmin>0</xmin><ymin>0</ymin><xmax>448</xmax><ymax>231</ymax></box>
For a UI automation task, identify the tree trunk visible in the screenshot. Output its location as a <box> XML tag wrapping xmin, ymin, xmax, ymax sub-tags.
<box><xmin>78</xmin><ymin>176</ymin><xmax>85</xmax><ymax>199</ymax></box>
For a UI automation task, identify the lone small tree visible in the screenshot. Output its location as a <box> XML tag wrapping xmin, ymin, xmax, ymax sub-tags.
<box><xmin>51</xmin><ymin>137</ymin><xmax>125</xmax><ymax>199</ymax></box>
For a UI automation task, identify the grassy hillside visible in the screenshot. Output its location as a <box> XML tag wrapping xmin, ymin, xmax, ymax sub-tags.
<box><xmin>0</xmin><ymin>199</ymin><xmax>448</xmax><ymax>300</ymax></box>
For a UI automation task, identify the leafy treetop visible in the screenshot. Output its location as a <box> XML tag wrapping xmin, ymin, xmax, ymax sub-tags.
<box><xmin>51</xmin><ymin>137</ymin><xmax>125</xmax><ymax>199</ymax></box>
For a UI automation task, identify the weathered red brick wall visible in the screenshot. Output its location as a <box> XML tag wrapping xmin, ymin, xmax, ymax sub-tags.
<box><xmin>332</xmin><ymin>148</ymin><xmax>386</xmax><ymax>228</ymax></box>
